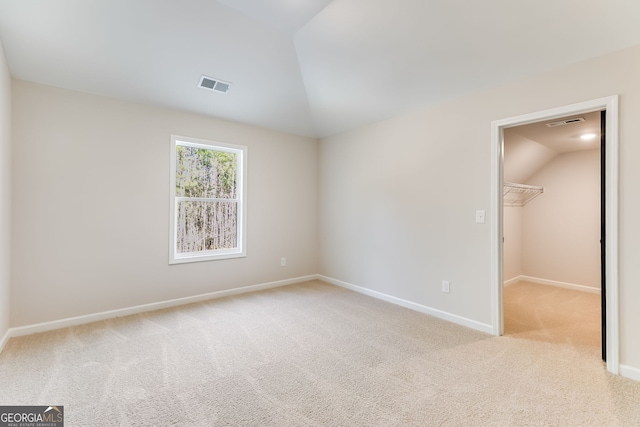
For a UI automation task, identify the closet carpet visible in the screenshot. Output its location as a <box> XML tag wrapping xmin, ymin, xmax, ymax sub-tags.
<box><xmin>1</xmin><ymin>279</ymin><xmax>639</xmax><ymax>426</ymax></box>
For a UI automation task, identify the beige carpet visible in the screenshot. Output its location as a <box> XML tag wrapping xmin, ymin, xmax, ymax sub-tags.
<box><xmin>504</xmin><ymin>280</ymin><xmax>601</xmax><ymax>351</ymax></box>
<box><xmin>1</xmin><ymin>279</ymin><xmax>639</xmax><ymax>426</ymax></box>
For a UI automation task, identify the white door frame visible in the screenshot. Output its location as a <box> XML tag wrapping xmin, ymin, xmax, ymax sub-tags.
<box><xmin>490</xmin><ymin>96</ymin><xmax>619</xmax><ymax>375</ymax></box>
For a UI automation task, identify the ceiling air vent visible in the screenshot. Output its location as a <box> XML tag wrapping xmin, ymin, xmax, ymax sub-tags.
<box><xmin>545</xmin><ymin>117</ymin><xmax>585</xmax><ymax>127</ymax></box>
<box><xmin>198</xmin><ymin>75</ymin><xmax>231</xmax><ymax>94</ymax></box>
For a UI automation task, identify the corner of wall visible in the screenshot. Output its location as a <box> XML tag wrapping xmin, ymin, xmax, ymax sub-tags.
<box><xmin>0</xmin><ymin>38</ymin><xmax>12</xmax><ymax>349</ymax></box>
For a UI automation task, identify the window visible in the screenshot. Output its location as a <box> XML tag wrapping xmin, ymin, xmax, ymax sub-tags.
<box><xmin>170</xmin><ymin>135</ymin><xmax>247</xmax><ymax>264</ymax></box>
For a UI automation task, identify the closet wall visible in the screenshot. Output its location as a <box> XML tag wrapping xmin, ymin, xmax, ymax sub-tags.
<box><xmin>504</xmin><ymin>147</ymin><xmax>601</xmax><ymax>291</ymax></box>
<box><xmin>503</xmin><ymin>206</ymin><xmax>523</xmax><ymax>282</ymax></box>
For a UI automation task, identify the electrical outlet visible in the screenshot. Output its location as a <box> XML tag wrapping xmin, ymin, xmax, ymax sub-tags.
<box><xmin>280</xmin><ymin>257</ymin><xmax>286</xmax><ymax>267</ymax></box>
<box><xmin>442</xmin><ymin>280</ymin><xmax>450</xmax><ymax>293</ymax></box>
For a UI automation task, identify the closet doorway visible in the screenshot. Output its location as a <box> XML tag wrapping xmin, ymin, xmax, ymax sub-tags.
<box><xmin>490</xmin><ymin>96</ymin><xmax>619</xmax><ymax>375</ymax></box>
<box><xmin>502</xmin><ymin>111</ymin><xmax>603</xmax><ymax>357</ymax></box>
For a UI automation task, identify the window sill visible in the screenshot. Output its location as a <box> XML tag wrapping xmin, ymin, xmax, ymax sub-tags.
<box><xmin>169</xmin><ymin>250</ymin><xmax>246</xmax><ymax>265</ymax></box>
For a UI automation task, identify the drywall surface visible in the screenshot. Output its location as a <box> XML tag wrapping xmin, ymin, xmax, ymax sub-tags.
<box><xmin>503</xmin><ymin>207</ymin><xmax>522</xmax><ymax>282</ymax></box>
<box><xmin>522</xmin><ymin>150</ymin><xmax>600</xmax><ymax>289</ymax></box>
<box><xmin>11</xmin><ymin>80</ymin><xmax>319</xmax><ymax>327</ymax></box>
<box><xmin>503</xmin><ymin>132</ymin><xmax>559</xmax><ymax>184</ymax></box>
<box><xmin>0</xmin><ymin>41</ymin><xmax>10</xmax><ymax>340</ymax></box>
<box><xmin>319</xmin><ymin>44</ymin><xmax>640</xmax><ymax>370</ymax></box>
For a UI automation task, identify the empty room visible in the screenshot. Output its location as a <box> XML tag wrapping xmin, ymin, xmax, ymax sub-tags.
<box><xmin>1</xmin><ymin>1</ymin><xmax>640</xmax><ymax>425</ymax></box>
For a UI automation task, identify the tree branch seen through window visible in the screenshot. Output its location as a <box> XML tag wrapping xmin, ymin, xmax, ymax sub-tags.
<box><xmin>170</xmin><ymin>136</ymin><xmax>246</xmax><ymax>263</ymax></box>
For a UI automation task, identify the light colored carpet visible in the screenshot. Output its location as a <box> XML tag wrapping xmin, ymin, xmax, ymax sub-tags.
<box><xmin>504</xmin><ymin>280</ymin><xmax>601</xmax><ymax>351</ymax></box>
<box><xmin>1</xmin><ymin>279</ymin><xmax>639</xmax><ymax>426</ymax></box>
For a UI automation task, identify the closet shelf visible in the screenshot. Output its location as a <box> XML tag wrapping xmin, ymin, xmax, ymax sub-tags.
<box><xmin>503</xmin><ymin>182</ymin><xmax>544</xmax><ymax>207</ymax></box>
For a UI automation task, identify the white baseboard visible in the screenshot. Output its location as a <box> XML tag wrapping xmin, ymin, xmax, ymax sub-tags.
<box><xmin>504</xmin><ymin>275</ymin><xmax>600</xmax><ymax>294</ymax></box>
<box><xmin>3</xmin><ymin>274</ymin><xmax>637</xmax><ymax>383</ymax></box>
<box><xmin>6</xmin><ymin>275</ymin><xmax>319</xmax><ymax>340</ymax></box>
<box><xmin>0</xmin><ymin>328</ymin><xmax>10</xmax><ymax>353</ymax></box>
<box><xmin>620</xmin><ymin>365</ymin><xmax>640</xmax><ymax>382</ymax></box>
<box><xmin>503</xmin><ymin>276</ymin><xmax>522</xmax><ymax>287</ymax></box>
<box><xmin>318</xmin><ymin>275</ymin><xmax>493</xmax><ymax>335</ymax></box>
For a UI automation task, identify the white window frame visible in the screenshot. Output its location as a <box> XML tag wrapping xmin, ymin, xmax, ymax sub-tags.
<box><xmin>169</xmin><ymin>135</ymin><xmax>247</xmax><ymax>264</ymax></box>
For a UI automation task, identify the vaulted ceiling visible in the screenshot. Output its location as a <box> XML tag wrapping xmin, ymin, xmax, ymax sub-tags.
<box><xmin>1</xmin><ymin>0</ymin><xmax>639</xmax><ymax>138</ymax></box>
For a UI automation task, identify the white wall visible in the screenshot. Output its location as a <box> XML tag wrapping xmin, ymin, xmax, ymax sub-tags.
<box><xmin>319</xmin><ymin>44</ymin><xmax>640</xmax><ymax>371</ymax></box>
<box><xmin>0</xmin><ymin>41</ymin><xmax>10</xmax><ymax>342</ymax></box>
<box><xmin>501</xmin><ymin>132</ymin><xmax>558</xmax><ymax>283</ymax></box>
<box><xmin>522</xmin><ymin>150</ymin><xmax>600</xmax><ymax>289</ymax></box>
<box><xmin>502</xmin><ymin>138</ymin><xmax>600</xmax><ymax>288</ymax></box>
<box><xmin>11</xmin><ymin>80</ymin><xmax>319</xmax><ymax>327</ymax></box>
<box><xmin>503</xmin><ymin>207</ymin><xmax>522</xmax><ymax>282</ymax></box>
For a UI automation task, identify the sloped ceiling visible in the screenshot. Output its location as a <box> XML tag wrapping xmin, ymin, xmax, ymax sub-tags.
<box><xmin>0</xmin><ymin>1</ymin><xmax>639</xmax><ymax>138</ymax></box>
<box><xmin>504</xmin><ymin>111</ymin><xmax>600</xmax><ymax>183</ymax></box>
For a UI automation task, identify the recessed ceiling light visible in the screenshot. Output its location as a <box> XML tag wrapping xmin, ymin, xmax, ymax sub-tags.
<box><xmin>580</xmin><ymin>133</ymin><xmax>597</xmax><ymax>141</ymax></box>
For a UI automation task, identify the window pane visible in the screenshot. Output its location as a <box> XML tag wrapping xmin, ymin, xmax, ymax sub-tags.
<box><xmin>176</xmin><ymin>200</ymin><xmax>238</xmax><ymax>253</ymax></box>
<box><xmin>175</xmin><ymin>146</ymin><xmax>238</xmax><ymax>199</ymax></box>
